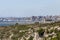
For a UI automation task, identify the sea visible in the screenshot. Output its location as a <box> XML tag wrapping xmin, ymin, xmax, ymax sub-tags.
<box><xmin>0</xmin><ymin>21</ymin><xmax>34</xmax><ymax>26</ymax></box>
<box><xmin>0</xmin><ymin>21</ymin><xmax>15</xmax><ymax>26</ymax></box>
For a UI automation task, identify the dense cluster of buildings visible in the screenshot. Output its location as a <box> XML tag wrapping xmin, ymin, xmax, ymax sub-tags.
<box><xmin>0</xmin><ymin>16</ymin><xmax>60</xmax><ymax>24</ymax></box>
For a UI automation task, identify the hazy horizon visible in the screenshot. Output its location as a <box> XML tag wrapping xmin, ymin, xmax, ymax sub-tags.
<box><xmin>0</xmin><ymin>0</ymin><xmax>60</xmax><ymax>17</ymax></box>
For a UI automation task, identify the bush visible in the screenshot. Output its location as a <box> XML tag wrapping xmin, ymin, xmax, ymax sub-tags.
<box><xmin>37</xmin><ymin>28</ymin><xmax>44</xmax><ymax>37</ymax></box>
<box><xmin>28</xmin><ymin>36</ymin><xmax>33</xmax><ymax>40</ymax></box>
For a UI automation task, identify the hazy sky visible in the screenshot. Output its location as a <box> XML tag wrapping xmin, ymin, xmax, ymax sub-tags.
<box><xmin>0</xmin><ymin>0</ymin><xmax>60</xmax><ymax>17</ymax></box>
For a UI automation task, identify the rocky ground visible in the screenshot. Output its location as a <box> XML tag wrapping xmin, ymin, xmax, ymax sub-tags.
<box><xmin>0</xmin><ymin>22</ymin><xmax>60</xmax><ymax>40</ymax></box>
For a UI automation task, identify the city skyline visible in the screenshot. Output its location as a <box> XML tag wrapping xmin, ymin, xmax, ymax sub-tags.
<box><xmin>0</xmin><ymin>0</ymin><xmax>60</xmax><ymax>17</ymax></box>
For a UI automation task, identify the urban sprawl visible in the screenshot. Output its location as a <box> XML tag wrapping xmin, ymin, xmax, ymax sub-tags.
<box><xmin>0</xmin><ymin>16</ymin><xmax>60</xmax><ymax>24</ymax></box>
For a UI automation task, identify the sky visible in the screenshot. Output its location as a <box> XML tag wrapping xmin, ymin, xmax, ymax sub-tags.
<box><xmin>0</xmin><ymin>0</ymin><xmax>60</xmax><ymax>17</ymax></box>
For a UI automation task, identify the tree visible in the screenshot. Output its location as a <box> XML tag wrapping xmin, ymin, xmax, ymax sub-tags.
<box><xmin>15</xmin><ymin>23</ymin><xmax>19</xmax><ymax>26</ymax></box>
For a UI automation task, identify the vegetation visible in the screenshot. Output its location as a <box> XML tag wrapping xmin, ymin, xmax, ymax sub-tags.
<box><xmin>0</xmin><ymin>21</ymin><xmax>60</xmax><ymax>40</ymax></box>
<box><xmin>51</xmin><ymin>37</ymin><xmax>58</xmax><ymax>40</ymax></box>
<box><xmin>28</xmin><ymin>36</ymin><xmax>33</xmax><ymax>40</ymax></box>
<box><xmin>37</xmin><ymin>28</ymin><xmax>44</xmax><ymax>37</ymax></box>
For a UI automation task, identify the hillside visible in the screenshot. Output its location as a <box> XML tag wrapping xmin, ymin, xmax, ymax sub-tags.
<box><xmin>0</xmin><ymin>22</ymin><xmax>60</xmax><ymax>40</ymax></box>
